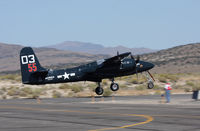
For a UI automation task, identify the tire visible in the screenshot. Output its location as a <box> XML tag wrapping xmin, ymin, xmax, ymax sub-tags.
<box><xmin>110</xmin><ymin>83</ymin><xmax>119</xmax><ymax>91</ymax></box>
<box><xmin>95</xmin><ymin>87</ymin><xmax>104</xmax><ymax>95</ymax></box>
<box><xmin>148</xmin><ymin>81</ymin><xmax>154</xmax><ymax>89</ymax></box>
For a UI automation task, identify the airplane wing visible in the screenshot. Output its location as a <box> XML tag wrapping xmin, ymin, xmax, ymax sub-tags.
<box><xmin>95</xmin><ymin>52</ymin><xmax>131</xmax><ymax>70</ymax></box>
<box><xmin>84</xmin><ymin>52</ymin><xmax>131</xmax><ymax>81</ymax></box>
<box><xmin>103</xmin><ymin>52</ymin><xmax>131</xmax><ymax>65</ymax></box>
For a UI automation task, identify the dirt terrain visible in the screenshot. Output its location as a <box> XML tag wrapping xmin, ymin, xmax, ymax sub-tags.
<box><xmin>0</xmin><ymin>73</ymin><xmax>199</xmax><ymax>99</ymax></box>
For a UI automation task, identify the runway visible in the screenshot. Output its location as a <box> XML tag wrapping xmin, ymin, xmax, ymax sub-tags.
<box><xmin>0</xmin><ymin>94</ymin><xmax>199</xmax><ymax>131</ymax></box>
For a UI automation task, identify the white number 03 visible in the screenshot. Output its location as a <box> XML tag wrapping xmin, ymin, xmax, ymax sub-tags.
<box><xmin>21</xmin><ymin>55</ymin><xmax>35</xmax><ymax>64</ymax></box>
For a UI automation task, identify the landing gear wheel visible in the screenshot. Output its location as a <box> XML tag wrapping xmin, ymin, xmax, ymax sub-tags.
<box><xmin>95</xmin><ymin>87</ymin><xmax>104</xmax><ymax>95</ymax></box>
<box><xmin>147</xmin><ymin>81</ymin><xmax>154</xmax><ymax>89</ymax></box>
<box><xmin>110</xmin><ymin>83</ymin><xmax>119</xmax><ymax>91</ymax></box>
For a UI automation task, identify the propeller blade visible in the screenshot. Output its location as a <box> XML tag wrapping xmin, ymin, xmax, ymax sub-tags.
<box><xmin>131</xmin><ymin>55</ymin><xmax>134</xmax><ymax>59</ymax></box>
<box><xmin>137</xmin><ymin>55</ymin><xmax>140</xmax><ymax>60</ymax></box>
<box><xmin>135</xmin><ymin>63</ymin><xmax>139</xmax><ymax>82</ymax></box>
<box><xmin>136</xmin><ymin>55</ymin><xmax>140</xmax><ymax>63</ymax></box>
<box><xmin>130</xmin><ymin>53</ymin><xmax>134</xmax><ymax>59</ymax></box>
<box><xmin>147</xmin><ymin>71</ymin><xmax>155</xmax><ymax>81</ymax></box>
<box><xmin>136</xmin><ymin>70</ymin><xmax>138</xmax><ymax>81</ymax></box>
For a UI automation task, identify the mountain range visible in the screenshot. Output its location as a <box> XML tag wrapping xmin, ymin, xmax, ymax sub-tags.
<box><xmin>0</xmin><ymin>42</ymin><xmax>200</xmax><ymax>74</ymax></box>
<box><xmin>0</xmin><ymin>42</ymin><xmax>108</xmax><ymax>73</ymax></box>
<box><xmin>46</xmin><ymin>41</ymin><xmax>156</xmax><ymax>55</ymax></box>
<box><xmin>141</xmin><ymin>43</ymin><xmax>200</xmax><ymax>73</ymax></box>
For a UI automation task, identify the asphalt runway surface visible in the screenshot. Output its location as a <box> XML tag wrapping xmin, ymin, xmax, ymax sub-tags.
<box><xmin>0</xmin><ymin>94</ymin><xmax>199</xmax><ymax>131</ymax></box>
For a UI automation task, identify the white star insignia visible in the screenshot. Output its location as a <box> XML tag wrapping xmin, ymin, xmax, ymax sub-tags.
<box><xmin>63</xmin><ymin>72</ymin><xmax>70</xmax><ymax>80</ymax></box>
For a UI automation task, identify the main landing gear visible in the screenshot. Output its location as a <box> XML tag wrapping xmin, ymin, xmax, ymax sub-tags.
<box><xmin>110</xmin><ymin>78</ymin><xmax>119</xmax><ymax>91</ymax></box>
<box><xmin>95</xmin><ymin>82</ymin><xmax>104</xmax><ymax>95</ymax></box>
<box><xmin>95</xmin><ymin>78</ymin><xmax>119</xmax><ymax>95</ymax></box>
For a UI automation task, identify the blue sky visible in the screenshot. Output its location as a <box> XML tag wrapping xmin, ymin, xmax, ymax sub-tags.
<box><xmin>0</xmin><ymin>0</ymin><xmax>200</xmax><ymax>49</ymax></box>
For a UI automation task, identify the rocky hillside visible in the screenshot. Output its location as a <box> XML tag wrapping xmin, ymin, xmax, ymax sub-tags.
<box><xmin>141</xmin><ymin>43</ymin><xmax>200</xmax><ymax>73</ymax></box>
<box><xmin>1</xmin><ymin>42</ymin><xmax>200</xmax><ymax>74</ymax></box>
<box><xmin>46</xmin><ymin>41</ymin><xmax>156</xmax><ymax>55</ymax></box>
<box><xmin>0</xmin><ymin>43</ymin><xmax>109</xmax><ymax>73</ymax></box>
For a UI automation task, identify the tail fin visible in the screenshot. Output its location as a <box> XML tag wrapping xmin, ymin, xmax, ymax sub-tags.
<box><xmin>20</xmin><ymin>47</ymin><xmax>48</xmax><ymax>84</ymax></box>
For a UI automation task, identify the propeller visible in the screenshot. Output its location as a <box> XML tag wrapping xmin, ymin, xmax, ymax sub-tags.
<box><xmin>135</xmin><ymin>66</ymin><xmax>139</xmax><ymax>81</ymax></box>
<box><xmin>135</xmin><ymin>55</ymin><xmax>140</xmax><ymax>64</ymax></box>
<box><xmin>117</xmin><ymin>51</ymin><xmax>121</xmax><ymax>61</ymax></box>
<box><xmin>130</xmin><ymin>54</ymin><xmax>134</xmax><ymax>59</ymax></box>
<box><xmin>130</xmin><ymin>54</ymin><xmax>140</xmax><ymax>81</ymax></box>
<box><xmin>136</xmin><ymin>55</ymin><xmax>140</xmax><ymax>81</ymax></box>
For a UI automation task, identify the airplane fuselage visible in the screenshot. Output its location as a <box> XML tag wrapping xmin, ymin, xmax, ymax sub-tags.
<box><xmin>36</xmin><ymin>58</ymin><xmax>153</xmax><ymax>84</ymax></box>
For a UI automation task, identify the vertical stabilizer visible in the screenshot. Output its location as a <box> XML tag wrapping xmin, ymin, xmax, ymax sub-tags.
<box><xmin>20</xmin><ymin>47</ymin><xmax>47</xmax><ymax>84</ymax></box>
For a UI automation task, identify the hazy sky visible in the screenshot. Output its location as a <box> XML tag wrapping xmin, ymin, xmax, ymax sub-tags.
<box><xmin>0</xmin><ymin>0</ymin><xmax>200</xmax><ymax>49</ymax></box>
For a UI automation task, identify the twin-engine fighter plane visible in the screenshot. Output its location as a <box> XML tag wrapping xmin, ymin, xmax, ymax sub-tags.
<box><xmin>20</xmin><ymin>47</ymin><xmax>155</xmax><ymax>95</ymax></box>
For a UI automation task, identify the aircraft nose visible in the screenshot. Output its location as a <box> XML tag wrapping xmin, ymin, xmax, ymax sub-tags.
<box><xmin>147</xmin><ymin>62</ymin><xmax>155</xmax><ymax>70</ymax></box>
<box><xmin>136</xmin><ymin>61</ymin><xmax>155</xmax><ymax>72</ymax></box>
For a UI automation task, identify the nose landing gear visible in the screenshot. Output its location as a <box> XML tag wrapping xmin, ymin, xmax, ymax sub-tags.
<box><xmin>145</xmin><ymin>71</ymin><xmax>155</xmax><ymax>89</ymax></box>
<box><xmin>147</xmin><ymin>81</ymin><xmax>154</xmax><ymax>89</ymax></box>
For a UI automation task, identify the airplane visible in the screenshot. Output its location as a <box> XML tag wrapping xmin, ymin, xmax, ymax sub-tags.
<box><xmin>20</xmin><ymin>47</ymin><xmax>155</xmax><ymax>95</ymax></box>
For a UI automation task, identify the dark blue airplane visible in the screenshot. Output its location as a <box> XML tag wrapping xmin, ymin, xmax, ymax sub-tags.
<box><xmin>20</xmin><ymin>47</ymin><xmax>155</xmax><ymax>95</ymax></box>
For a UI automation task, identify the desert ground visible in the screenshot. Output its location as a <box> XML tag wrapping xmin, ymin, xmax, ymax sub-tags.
<box><xmin>0</xmin><ymin>73</ymin><xmax>200</xmax><ymax>99</ymax></box>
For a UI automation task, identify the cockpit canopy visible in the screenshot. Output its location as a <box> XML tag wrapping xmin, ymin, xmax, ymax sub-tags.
<box><xmin>120</xmin><ymin>58</ymin><xmax>135</xmax><ymax>70</ymax></box>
